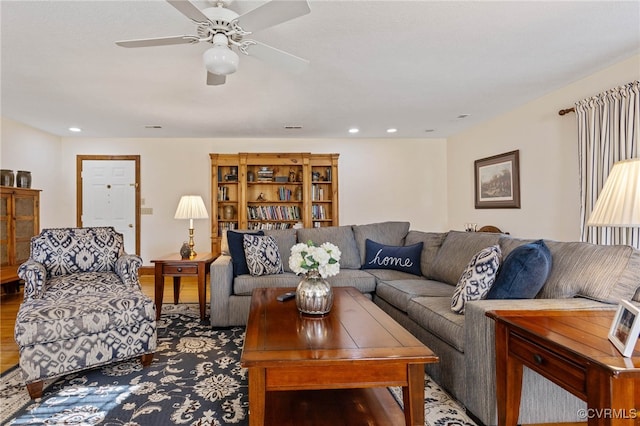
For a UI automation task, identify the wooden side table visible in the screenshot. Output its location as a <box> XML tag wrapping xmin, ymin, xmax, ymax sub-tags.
<box><xmin>151</xmin><ymin>253</ymin><xmax>216</xmax><ymax>321</ymax></box>
<box><xmin>487</xmin><ymin>309</ymin><xmax>640</xmax><ymax>426</ymax></box>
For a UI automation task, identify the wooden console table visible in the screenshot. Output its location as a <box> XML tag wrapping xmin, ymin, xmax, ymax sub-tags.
<box><xmin>487</xmin><ymin>309</ymin><xmax>639</xmax><ymax>426</ymax></box>
<box><xmin>151</xmin><ymin>253</ymin><xmax>216</xmax><ymax>321</ymax></box>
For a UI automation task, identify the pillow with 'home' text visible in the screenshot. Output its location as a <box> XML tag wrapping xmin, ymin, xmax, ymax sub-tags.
<box><xmin>362</xmin><ymin>239</ymin><xmax>423</xmax><ymax>276</ymax></box>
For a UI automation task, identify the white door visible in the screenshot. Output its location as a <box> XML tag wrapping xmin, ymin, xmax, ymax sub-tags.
<box><xmin>81</xmin><ymin>160</ymin><xmax>137</xmax><ymax>254</ymax></box>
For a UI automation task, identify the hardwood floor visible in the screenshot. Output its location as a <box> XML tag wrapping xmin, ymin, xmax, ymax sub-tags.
<box><xmin>0</xmin><ymin>275</ymin><xmax>199</xmax><ymax>374</ymax></box>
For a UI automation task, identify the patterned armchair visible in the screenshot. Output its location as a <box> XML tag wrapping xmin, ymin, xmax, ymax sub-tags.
<box><xmin>15</xmin><ymin>227</ymin><xmax>157</xmax><ymax>398</ymax></box>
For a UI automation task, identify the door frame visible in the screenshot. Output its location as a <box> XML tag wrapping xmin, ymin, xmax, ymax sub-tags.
<box><xmin>76</xmin><ymin>155</ymin><xmax>141</xmax><ymax>254</ymax></box>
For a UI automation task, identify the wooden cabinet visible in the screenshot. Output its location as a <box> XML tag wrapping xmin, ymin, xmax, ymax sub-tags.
<box><xmin>0</xmin><ymin>186</ymin><xmax>41</xmax><ymax>286</ymax></box>
<box><xmin>210</xmin><ymin>153</ymin><xmax>339</xmax><ymax>255</ymax></box>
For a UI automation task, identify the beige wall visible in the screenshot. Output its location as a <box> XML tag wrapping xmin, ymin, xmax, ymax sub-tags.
<box><xmin>2</xmin><ymin>130</ymin><xmax>448</xmax><ymax>262</ymax></box>
<box><xmin>447</xmin><ymin>54</ymin><xmax>640</xmax><ymax>241</ymax></box>
<box><xmin>0</xmin><ymin>118</ymin><xmax>65</xmax><ymax>227</ymax></box>
<box><xmin>3</xmin><ymin>54</ymin><xmax>638</xmax><ymax>262</ymax></box>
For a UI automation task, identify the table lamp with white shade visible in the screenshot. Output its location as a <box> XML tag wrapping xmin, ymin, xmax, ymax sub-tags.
<box><xmin>174</xmin><ymin>195</ymin><xmax>209</xmax><ymax>259</ymax></box>
<box><xmin>587</xmin><ymin>158</ymin><xmax>640</xmax><ymax>228</ymax></box>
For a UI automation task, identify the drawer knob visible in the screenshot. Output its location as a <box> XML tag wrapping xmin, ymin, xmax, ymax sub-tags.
<box><xmin>177</xmin><ymin>267</ymin><xmax>182</xmax><ymax>272</ymax></box>
<box><xmin>533</xmin><ymin>354</ymin><xmax>544</xmax><ymax>365</ymax></box>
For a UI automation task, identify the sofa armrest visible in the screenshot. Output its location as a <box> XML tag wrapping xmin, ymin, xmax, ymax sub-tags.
<box><xmin>115</xmin><ymin>254</ymin><xmax>143</xmax><ymax>287</ymax></box>
<box><xmin>18</xmin><ymin>260</ymin><xmax>47</xmax><ymax>300</ymax></box>
<box><xmin>210</xmin><ymin>255</ymin><xmax>234</xmax><ymax>327</ymax></box>
<box><xmin>464</xmin><ymin>298</ymin><xmax>615</xmax><ymax>426</ymax></box>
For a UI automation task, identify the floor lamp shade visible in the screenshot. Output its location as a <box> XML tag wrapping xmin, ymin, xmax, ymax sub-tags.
<box><xmin>587</xmin><ymin>158</ymin><xmax>640</xmax><ymax>227</ymax></box>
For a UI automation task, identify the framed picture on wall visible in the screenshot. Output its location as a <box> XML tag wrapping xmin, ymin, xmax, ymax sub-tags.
<box><xmin>608</xmin><ymin>300</ymin><xmax>640</xmax><ymax>357</ymax></box>
<box><xmin>474</xmin><ymin>150</ymin><xmax>520</xmax><ymax>209</ymax></box>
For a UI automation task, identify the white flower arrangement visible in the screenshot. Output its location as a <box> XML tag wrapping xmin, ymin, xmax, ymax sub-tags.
<box><xmin>288</xmin><ymin>240</ymin><xmax>341</xmax><ymax>278</ymax></box>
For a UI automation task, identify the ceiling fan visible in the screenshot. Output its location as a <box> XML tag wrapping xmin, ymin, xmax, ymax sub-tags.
<box><xmin>116</xmin><ymin>0</ymin><xmax>311</xmax><ymax>86</ymax></box>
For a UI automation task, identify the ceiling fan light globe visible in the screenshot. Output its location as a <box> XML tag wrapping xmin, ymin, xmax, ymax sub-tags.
<box><xmin>203</xmin><ymin>45</ymin><xmax>239</xmax><ymax>76</ymax></box>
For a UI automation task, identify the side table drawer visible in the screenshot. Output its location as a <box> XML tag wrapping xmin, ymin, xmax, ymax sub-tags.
<box><xmin>509</xmin><ymin>332</ymin><xmax>587</xmax><ymax>398</ymax></box>
<box><xmin>163</xmin><ymin>265</ymin><xmax>198</xmax><ymax>275</ymax></box>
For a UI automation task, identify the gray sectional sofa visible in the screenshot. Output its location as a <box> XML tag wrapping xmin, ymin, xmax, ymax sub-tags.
<box><xmin>210</xmin><ymin>222</ymin><xmax>640</xmax><ymax>426</ymax></box>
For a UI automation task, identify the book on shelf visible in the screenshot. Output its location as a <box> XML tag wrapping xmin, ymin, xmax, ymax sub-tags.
<box><xmin>312</xmin><ymin>205</ymin><xmax>327</xmax><ymax>220</ymax></box>
<box><xmin>312</xmin><ymin>185</ymin><xmax>325</xmax><ymax>201</ymax></box>
<box><xmin>217</xmin><ymin>186</ymin><xmax>229</xmax><ymax>201</ymax></box>
<box><xmin>218</xmin><ymin>222</ymin><xmax>237</xmax><ymax>236</ymax></box>
<box><xmin>247</xmin><ymin>222</ymin><xmax>294</xmax><ymax>230</ymax></box>
<box><xmin>247</xmin><ymin>205</ymin><xmax>301</xmax><ymax>221</ymax></box>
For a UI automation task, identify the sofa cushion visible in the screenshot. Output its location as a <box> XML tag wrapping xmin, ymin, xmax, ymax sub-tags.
<box><xmin>264</xmin><ymin>229</ymin><xmax>297</xmax><ymax>273</ymax></box>
<box><xmin>243</xmin><ymin>235</ymin><xmax>284</xmax><ymax>276</ymax></box>
<box><xmin>487</xmin><ymin>240</ymin><xmax>551</xmax><ymax>299</ymax></box>
<box><xmin>365</xmin><ymin>269</ymin><xmax>427</xmax><ymax>282</ymax></box>
<box><xmin>234</xmin><ymin>272</ymin><xmax>301</xmax><ymax>295</ymax></box>
<box><xmin>404</xmin><ymin>231</ymin><xmax>447</xmax><ymax>277</ymax></box>
<box><xmin>362</xmin><ymin>239</ymin><xmax>423</xmax><ymax>276</ymax></box>
<box><xmin>228</xmin><ymin>230</ymin><xmax>264</xmax><ymax>276</ymax></box>
<box><xmin>233</xmin><ymin>269</ymin><xmax>377</xmax><ymax>296</ymax></box>
<box><xmin>352</xmin><ymin>221</ymin><xmax>410</xmax><ymax>265</ymax></box>
<box><xmin>451</xmin><ymin>245</ymin><xmax>501</xmax><ymax>313</ymax></box>
<box><xmin>429</xmin><ymin>231</ymin><xmax>502</xmax><ymax>285</ymax></box>
<box><xmin>297</xmin><ymin>226</ymin><xmax>361</xmax><ymax>269</ymax></box>
<box><xmin>538</xmin><ymin>240</ymin><xmax>640</xmax><ymax>303</ymax></box>
<box><xmin>377</xmin><ymin>279</ymin><xmax>455</xmax><ymax>313</ymax></box>
<box><xmin>407</xmin><ymin>296</ymin><xmax>466</xmax><ymax>352</ymax></box>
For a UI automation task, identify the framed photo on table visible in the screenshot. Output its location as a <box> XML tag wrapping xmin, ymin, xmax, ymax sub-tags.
<box><xmin>474</xmin><ymin>150</ymin><xmax>520</xmax><ymax>209</ymax></box>
<box><xmin>608</xmin><ymin>300</ymin><xmax>640</xmax><ymax>357</ymax></box>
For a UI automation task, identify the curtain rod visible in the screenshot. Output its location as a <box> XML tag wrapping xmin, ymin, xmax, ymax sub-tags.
<box><xmin>558</xmin><ymin>107</ymin><xmax>575</xmax><ymax>116</ymax></box>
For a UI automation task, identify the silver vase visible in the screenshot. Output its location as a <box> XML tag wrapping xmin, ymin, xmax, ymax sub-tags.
<box><xmin>295</xmin><ymin>270</ymin><xmax>333</xmax><ymax>315</ymax></box>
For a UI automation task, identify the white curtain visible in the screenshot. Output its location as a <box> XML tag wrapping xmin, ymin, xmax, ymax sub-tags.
<box><xmin>577</xmin><ymin>80</ymin><xmax>639</xmax><ymax>247</ymax></box>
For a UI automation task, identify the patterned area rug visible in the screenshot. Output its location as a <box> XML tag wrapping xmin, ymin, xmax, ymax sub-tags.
<box><xmin>1</xmin><ymin>304</ymin><xmax>477</xmax><ymax>426</ymax></box>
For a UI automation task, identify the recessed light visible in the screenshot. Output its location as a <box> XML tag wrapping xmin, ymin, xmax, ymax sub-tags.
<box><xmin>386</xmin><ymin>128</ymin><xmax>398</xmax><ymax>133</ymax></box>
<box><xmin>348</xmin><ymin>128</ymin><xmax>359</xmax><ymax>134</ymax></box>
<box><xmin>457</xmin><ymin>114</ymin><xmax>470</xmax><ymax>119</ymax></box>
<box><xmin>424</xmin><ymin>129</ymin><xmax>435</xmax><ymax>133</ymax></box>
<box><xmin>68</xmin><ymin>127</ymin><xmax>82</xmax><ymax>132</ymax></box>
<box><xmin>284</xmin><ymin>125</ymin><xmax>303</xmax><ymax>129</ymax></box>
<box><xmin>144</xmin><ymin>125</ymin><xmax>162</xmax><ymax>129</ymax></box>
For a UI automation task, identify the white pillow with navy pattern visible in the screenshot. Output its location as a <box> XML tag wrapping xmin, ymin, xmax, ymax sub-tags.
<box><xmin>451</xmin><ymin>245</ymin><xmax>502</xmax><ymax>314</ymax></box>
<box><xmin>243</xmin><ymin>234</ymin><xmax>284</xmax><ymax>276</ymax></box>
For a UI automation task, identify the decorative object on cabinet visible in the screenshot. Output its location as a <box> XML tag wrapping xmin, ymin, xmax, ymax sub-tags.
<box><xmin>210</xmin><ymin>153</ymin><xmax>339</xmax><ymax>255</ymax></box>
<box><xmin>16</xmin><ymin>171</ymin><xmax>32</xmax><ymax>188</ymax></box>
<box><xmin>174</xmin><ymin>195</ymin><xmax>209</xmax><ymax>259</ymax></box>
<box><xmin>1</xmin><ymin>170</ymin><xmax>14</xmax><ymax>187</ymax></box>
<box><xmin>0</xmin><ymin>186</ymin><xmax>40</xmax><ymax>289</ymax></box>
<box><xmin>474</xmin><ymin>150</ymin><xmax>520</xmax><ymax>209</ymax></box>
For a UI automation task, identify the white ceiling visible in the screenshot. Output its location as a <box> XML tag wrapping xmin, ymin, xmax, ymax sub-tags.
<box><xmin>2</xmin><ymin>0</ymin><xmax>639</xmax><ymax>139</ymax></box>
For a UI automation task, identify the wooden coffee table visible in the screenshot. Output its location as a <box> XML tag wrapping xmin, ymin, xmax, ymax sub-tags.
<box><xmin>240</xmin><ymin>287</ymin><xmax>438</xmax><ymax>426</ymax></box>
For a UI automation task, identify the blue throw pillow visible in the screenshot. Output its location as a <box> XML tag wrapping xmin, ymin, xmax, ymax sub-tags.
<box><xmin>486</xmin><ymin>240</ymin><xmax>552</xmax><ymax>299</ymax></box>
<box><xmin>362</xmin><ymin>239</ymin><xmax>423</xmax><ymax>276</ymax></box>
<box><xmin>227</xmin><ymin>230</ymin><xmax>264</xmax><ymax>277</ymax></box>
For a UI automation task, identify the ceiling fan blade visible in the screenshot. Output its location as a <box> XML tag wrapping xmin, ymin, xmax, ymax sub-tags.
<box><xmin>166</xmin><ymin>0</ymin><xmax>211</xmax><ymax>23</ymax></box>
<box><xmin>116</xmin><ymin>35</ymin><xmax>200</xmax><ymax>48</ymax></box>
<box><xmin>245</xmin><ymin>41</ymin><xmax>309</xmax><ymax>74</ymax></box>
<box><xmin>238</xmin><ymin>0</ymin><xmax>310</xmax><ymax>33</ymax></box>
<box><xmin>207</xmin><ymin>72</ymin><xmax>226</xmax><ymax>86</ymax></box>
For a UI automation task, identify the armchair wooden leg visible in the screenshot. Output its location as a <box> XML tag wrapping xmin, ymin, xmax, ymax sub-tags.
<box><xmin>141</xmin><ymin>353</ymin><xmax>154</xmax><ymax>367</ymax></box>
<box><xmin>26</xmin><ymin>381</ymin><xmax>43</xmax><ymax>399</ymax></box>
